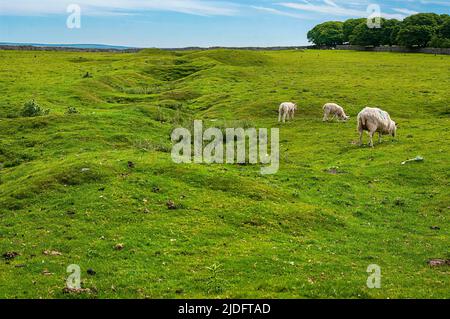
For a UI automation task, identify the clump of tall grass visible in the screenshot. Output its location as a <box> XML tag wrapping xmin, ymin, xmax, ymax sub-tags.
<box><xmin>65</xmin><ymin>106</ymin><xmax>79</xmax><ymax>114</ymax></box>
<box><xmin>21</xmin><ymin>100</ymin><xmax>50</xmax><ymax>117</ymax></box>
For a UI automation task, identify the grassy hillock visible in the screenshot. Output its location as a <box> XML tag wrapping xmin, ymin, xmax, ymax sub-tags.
<box><xmin>0</xmin><ymin>49</ymin><xmax>448</xmax><ymax>298</ymax></box>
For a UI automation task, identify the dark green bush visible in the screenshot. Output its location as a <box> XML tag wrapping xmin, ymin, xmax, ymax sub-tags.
<box><xmin>21</xmin><ymin>100</ymin><xmax>50</xmax><ymax>117</ymax></box>
<box><xmin>308</xmin><ymin>13</ymin><xmax>450</xmax><ymax>48</ymax></box>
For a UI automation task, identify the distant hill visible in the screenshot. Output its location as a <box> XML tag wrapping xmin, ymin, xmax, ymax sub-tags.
<box><xmin>0</xmin><ymin>42</ymin><xmax>135</xmax><ymax>50</ymax></box>
<box><xmin>0</xmin><ymin>42</ymin><xmax>317</xmax><ymax>52</ymax></box>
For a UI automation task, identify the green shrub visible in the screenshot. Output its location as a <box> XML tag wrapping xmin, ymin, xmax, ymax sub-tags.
<box><xmin>21</xmin><ymin>100</ymin><xmax>49</xmax><ymax>117</ymax></box>
<box><xmin>310</xmin><ymin>13</ymin><xmax>450</xmax><ymax>48</ymax></box>
<box><xmin>307</xmin><ymin>21</ymin><xmax>344</xmax><ymax>47</ymax></box>
<box><xmin>429</xmin><ymin>36</ymin><xmax>450</xmax><ymax>48</ymax></box>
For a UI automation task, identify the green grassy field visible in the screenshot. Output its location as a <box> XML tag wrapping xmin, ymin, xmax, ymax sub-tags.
<box><xmin>0</xmin><ymin>49</ymin><xmax>448</xmax><ymax>299</ymax></box>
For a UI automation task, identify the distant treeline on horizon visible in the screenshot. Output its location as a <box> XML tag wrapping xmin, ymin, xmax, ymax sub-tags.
<box><xmin>307</xmin><ymin>13</ymin><xmax>450</xmax><ymax>48</ymax></box>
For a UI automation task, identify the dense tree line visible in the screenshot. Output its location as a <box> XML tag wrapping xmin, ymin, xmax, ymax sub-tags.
<box><xmin>307</xmin><ymin>13</ymin><xmax>450</xmax><ymax>48</ymax></box>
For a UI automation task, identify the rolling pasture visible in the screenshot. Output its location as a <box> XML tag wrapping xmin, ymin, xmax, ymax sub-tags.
<box><xmin>0</xmin><ymin>49</ymin><xmax>448</xmax><ymax>298</ymax></box>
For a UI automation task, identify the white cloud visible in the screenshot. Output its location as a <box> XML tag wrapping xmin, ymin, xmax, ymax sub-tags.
<box><xmin>277</xmin><ymin>1</ymin><xmax>408</xmax><ymax>20</ymax></box>
<box><xmin>392</xmin><ymin>8</ymin><xmax>419</xmax><ymax>15</ymax></box>
<box><xmin>420</xmin><ymin>0</ymin><xmax>450</xmax><ymax>7</ymax></box>
<box><xmin>0</xmin><ymin>0</ymin><xmax>440</xmax><ymax>20</ymax></box>
<box><xmin>251</xmin><ymin>6</ymin><xmax>313</xmax><ymax>20</ymax></box>
<box><xmin>0</xmin><ymin>0</ymin><xmax>239</xmax><ymax>17</ymax></box>
<box><xmin>323</xmin><ymin>0</ymin><xmax>339</xmax><ymax>8</ymax></box>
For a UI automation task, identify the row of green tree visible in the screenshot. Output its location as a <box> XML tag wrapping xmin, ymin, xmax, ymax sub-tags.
<box><xmin>307</xmin><ymin>13</ymin><xmax>450</xmax><ymax>48</ymax></box>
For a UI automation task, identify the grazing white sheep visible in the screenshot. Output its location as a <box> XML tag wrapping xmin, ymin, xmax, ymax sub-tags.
<box><xmin>278</xmin><ymin>102</ymin><xmax>297</xmax><ymax>123</ymax></box>
<box><xmin>323</xmin><ymin>103</ymin><xmax>350</xmax><ymax>122</ymax></box>
<box><xmin>357</xmin><ymin>107</ymin><xmax>397</xmax><ymax>147</ymax></box>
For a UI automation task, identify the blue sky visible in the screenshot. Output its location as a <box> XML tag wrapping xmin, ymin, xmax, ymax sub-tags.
<box><xmin>0</xmin><ymin>0</ymin><xmax>448</xmax><ymax>47</ymax></box>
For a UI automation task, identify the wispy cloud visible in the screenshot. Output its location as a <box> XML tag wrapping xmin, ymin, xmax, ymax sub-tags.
<box><xmin>251</xmin><ymin>6</ymin><xmax>313</xmax><ymax>20</ymax></box>
<box><xmin>392</xmin><ymin>8</ymin><xmax>419</xmax><ymax>15</ymax></box>
<box><xmin>323</xmin><ymin>0</ymin><xmax>339</xmax><ymax>8</ymax></box>
<box><xmin>0</xmin><ymin>0</ymin><xmax>239</xmax><ymax>17</ymax></box>
<box><xmin>419</xmin><ymin>0</ymin><xmax>450</xmax><ymax>7</ymax></box>
<box><xmin>0</xmin><ymin>0</ymin><xmax>445</xmax><ymax>19</ymax></box>
<box><xmin>276</xmin><ymin>0</ymin><xmax>409</xmax><ymax>20</ymax></box>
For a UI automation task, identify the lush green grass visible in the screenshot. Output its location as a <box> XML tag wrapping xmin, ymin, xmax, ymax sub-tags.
<box><xmin>0</xmin><ymin>49</ymin><xmax>448</xmax><ymax>299</ymax></box>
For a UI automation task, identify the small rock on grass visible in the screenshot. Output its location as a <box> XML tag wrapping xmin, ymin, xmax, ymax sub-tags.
<box><xmin>166</xmin><ymin>200</ymin><xmax>177</xmax><ymax>210</ymax></box>
<box><xmin>114</xmin><ymin>243</ymin><xmax>124</xmax><ymax>251</ymax></box>
<box><xmin>63</xmin><ymin>287</ymin><xmax>92</xmax><ymax>294</ymax></box>
<box><xmin>43</xmin><ymin>250</ymin><xmax>62</xmax><ymax>256</ymax></box>
<box><xmin>325</xmin><ymin>168</ymin><xmax>339</xmax><ymax>175</ymax></box>
<box><xmin>427</xmin><ymin>259</ymin><xmax>450</xmax><ymax>267</ymax></box>
<box><xmin>87</xmin><ymin>268</ymin><xmax>96</xmax><ymax>276</ymax></box>
<box><xmin>2</xmin><ymin>252</ymin><xmax>20</xmax><ymax>260</ymax></box>
<box><xmin>42</xmin><ymin>269</ymin><xmax>54</xmax><ymax>276</ymax></box>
